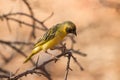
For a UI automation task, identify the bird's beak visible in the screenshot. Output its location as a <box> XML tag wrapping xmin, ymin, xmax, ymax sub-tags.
<box><xmin>74</xmin><ymin>31</ymin><xmax>77</xmax><ymax>36</ymax></box>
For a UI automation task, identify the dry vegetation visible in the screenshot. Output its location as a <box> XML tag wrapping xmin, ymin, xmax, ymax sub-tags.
<box><xmin>0</xmin><ymin>0</ymin><xmax>120</xmax><ymax>80</ymax></box>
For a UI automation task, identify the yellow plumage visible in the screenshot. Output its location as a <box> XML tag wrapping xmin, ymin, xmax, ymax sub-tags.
<box><xmin>24</xmin><ymin>21</ymin><xmax>77</xmax><ymax>63</ymax></box>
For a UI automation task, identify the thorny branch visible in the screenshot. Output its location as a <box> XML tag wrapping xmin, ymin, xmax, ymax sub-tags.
<box><xmin>0</xmin><ymin>12</ymin><xmax>50</xmax><ymax>31</ymax></box>
<box><xmin>0</xmin><ymin>42</ymin><xmax>86</xmax><ymax>80</ymax></box>
<box><xmin>6</xmin><ymin>44</ymin><xmax>86</xmax><ymax>80</ymax></box>
<box><xmin>0</xmin><ymin>0</ymin><xmax>87</xmax><ymax>80</ymax></box>
<box><xmin>1</xmin><ymin>12</ymin><xmax>49</xmax><ymax>30</ymax></box>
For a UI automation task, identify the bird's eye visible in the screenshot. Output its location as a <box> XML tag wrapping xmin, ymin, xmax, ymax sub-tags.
<box><xmin>66</xmin><ymin>28</ymin><xmax>72</xmax><ymax>33</ymax></box>
<box><xmin>73</xmin><ymin>28</ymin><xmax>76</xmax><ymax>32</ymax></box>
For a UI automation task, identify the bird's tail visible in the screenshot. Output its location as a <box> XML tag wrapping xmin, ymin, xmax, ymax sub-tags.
<box><xmin>23</xmin><ymin>46</ymin><xmax>42</xmax><ymax>63</ymax></box>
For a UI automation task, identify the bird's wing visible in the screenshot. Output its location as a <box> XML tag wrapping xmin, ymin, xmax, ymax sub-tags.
<box><xmin>34</xmin><ymin>25</ymin><xmax>60</xmax><ymax>48</ymax></box>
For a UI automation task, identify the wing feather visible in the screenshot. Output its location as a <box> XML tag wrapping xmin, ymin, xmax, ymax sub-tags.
<box><xmin>34</xmin><ymin>24</ymin><xmax>60</xmax><ymax>48</ymax></box>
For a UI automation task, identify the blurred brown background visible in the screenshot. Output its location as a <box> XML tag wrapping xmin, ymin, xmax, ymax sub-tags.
<box><xmin>0</xmin><ymin>0</ymin><xmax>120</xmax><ymax>80</ymax></box>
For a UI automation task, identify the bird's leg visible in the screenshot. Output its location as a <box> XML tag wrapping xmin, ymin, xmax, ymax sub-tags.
<box><xmin>45</xmin><ymin>51</ymin><xmax>59</xmax><ymax>60</ymax></box>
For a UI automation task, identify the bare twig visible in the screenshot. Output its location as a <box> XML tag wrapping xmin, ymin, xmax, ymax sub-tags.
<box><xmin>64</xmin><ymin>52</ymin><xmax>72</xmax><ymax>80</ymax></box>
<box><xmin>0</xmin><ymin>15</ymin><xmax>41</xmax><ymax>30</ymax></box>
<box><xmin>71</xmin><ymin>54</ymin><xmax>84</xmax><ymax>71</ymax></box>
<box><xmin>23</xmin><ymin>0</ymin><xmax>36</xmax><ymax>38</ymax></box>
<box><xmin>10</xmin><ymin>69</ymin><xmax>46</xmax><ymax>80</ymax></box>
<box><xmin>0</xmin><ymin>40</ymin><xmax>34</xmax><ymax>45</ymax></box>
<box><xmin>0</xmin><ymin>74</ymin><xmax>9</xmax><ymax>79</ymax></box>
<box><xmin>0</xmin><ymin>12</ymin><xmax>47</xmax><ymax>30</ymax></box>
<box><xmin>42</xmin><ymin>12</ymin><xmax>54</xmax><ymax>23</ymax></box>
<box><xmin>5</xmin><ymin>12</ymin><xmax>48</xmax><ymax>30</ymax></box>
<box><xmin>70</xmin><ymin>49</ymin><xmax>87</xmax><ymax>57</ymax></box>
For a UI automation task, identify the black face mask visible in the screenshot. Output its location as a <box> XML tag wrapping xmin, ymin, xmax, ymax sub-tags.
<box><xmin>66</xmin><ymin>27</ymin><xmax>77</xmax><ymax>36</ymax></box>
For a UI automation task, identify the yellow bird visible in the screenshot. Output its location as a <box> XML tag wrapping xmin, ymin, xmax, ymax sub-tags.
<box><xmin>24</xmin><ymin>21</ymin><xmax>77</xmax><ymax>63</ymax></box>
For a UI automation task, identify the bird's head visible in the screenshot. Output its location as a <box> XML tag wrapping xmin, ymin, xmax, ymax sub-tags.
<box><xmin>63</xmin><ymin>21</ymin><xmax>77</xmax><ymax>36</ymax></box>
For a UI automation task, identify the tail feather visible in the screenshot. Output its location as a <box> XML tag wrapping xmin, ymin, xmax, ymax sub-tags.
<box><xmin>23</xmin><ymin>46</ymin><xmax>42</xmax><ymax>63</ymax></box>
